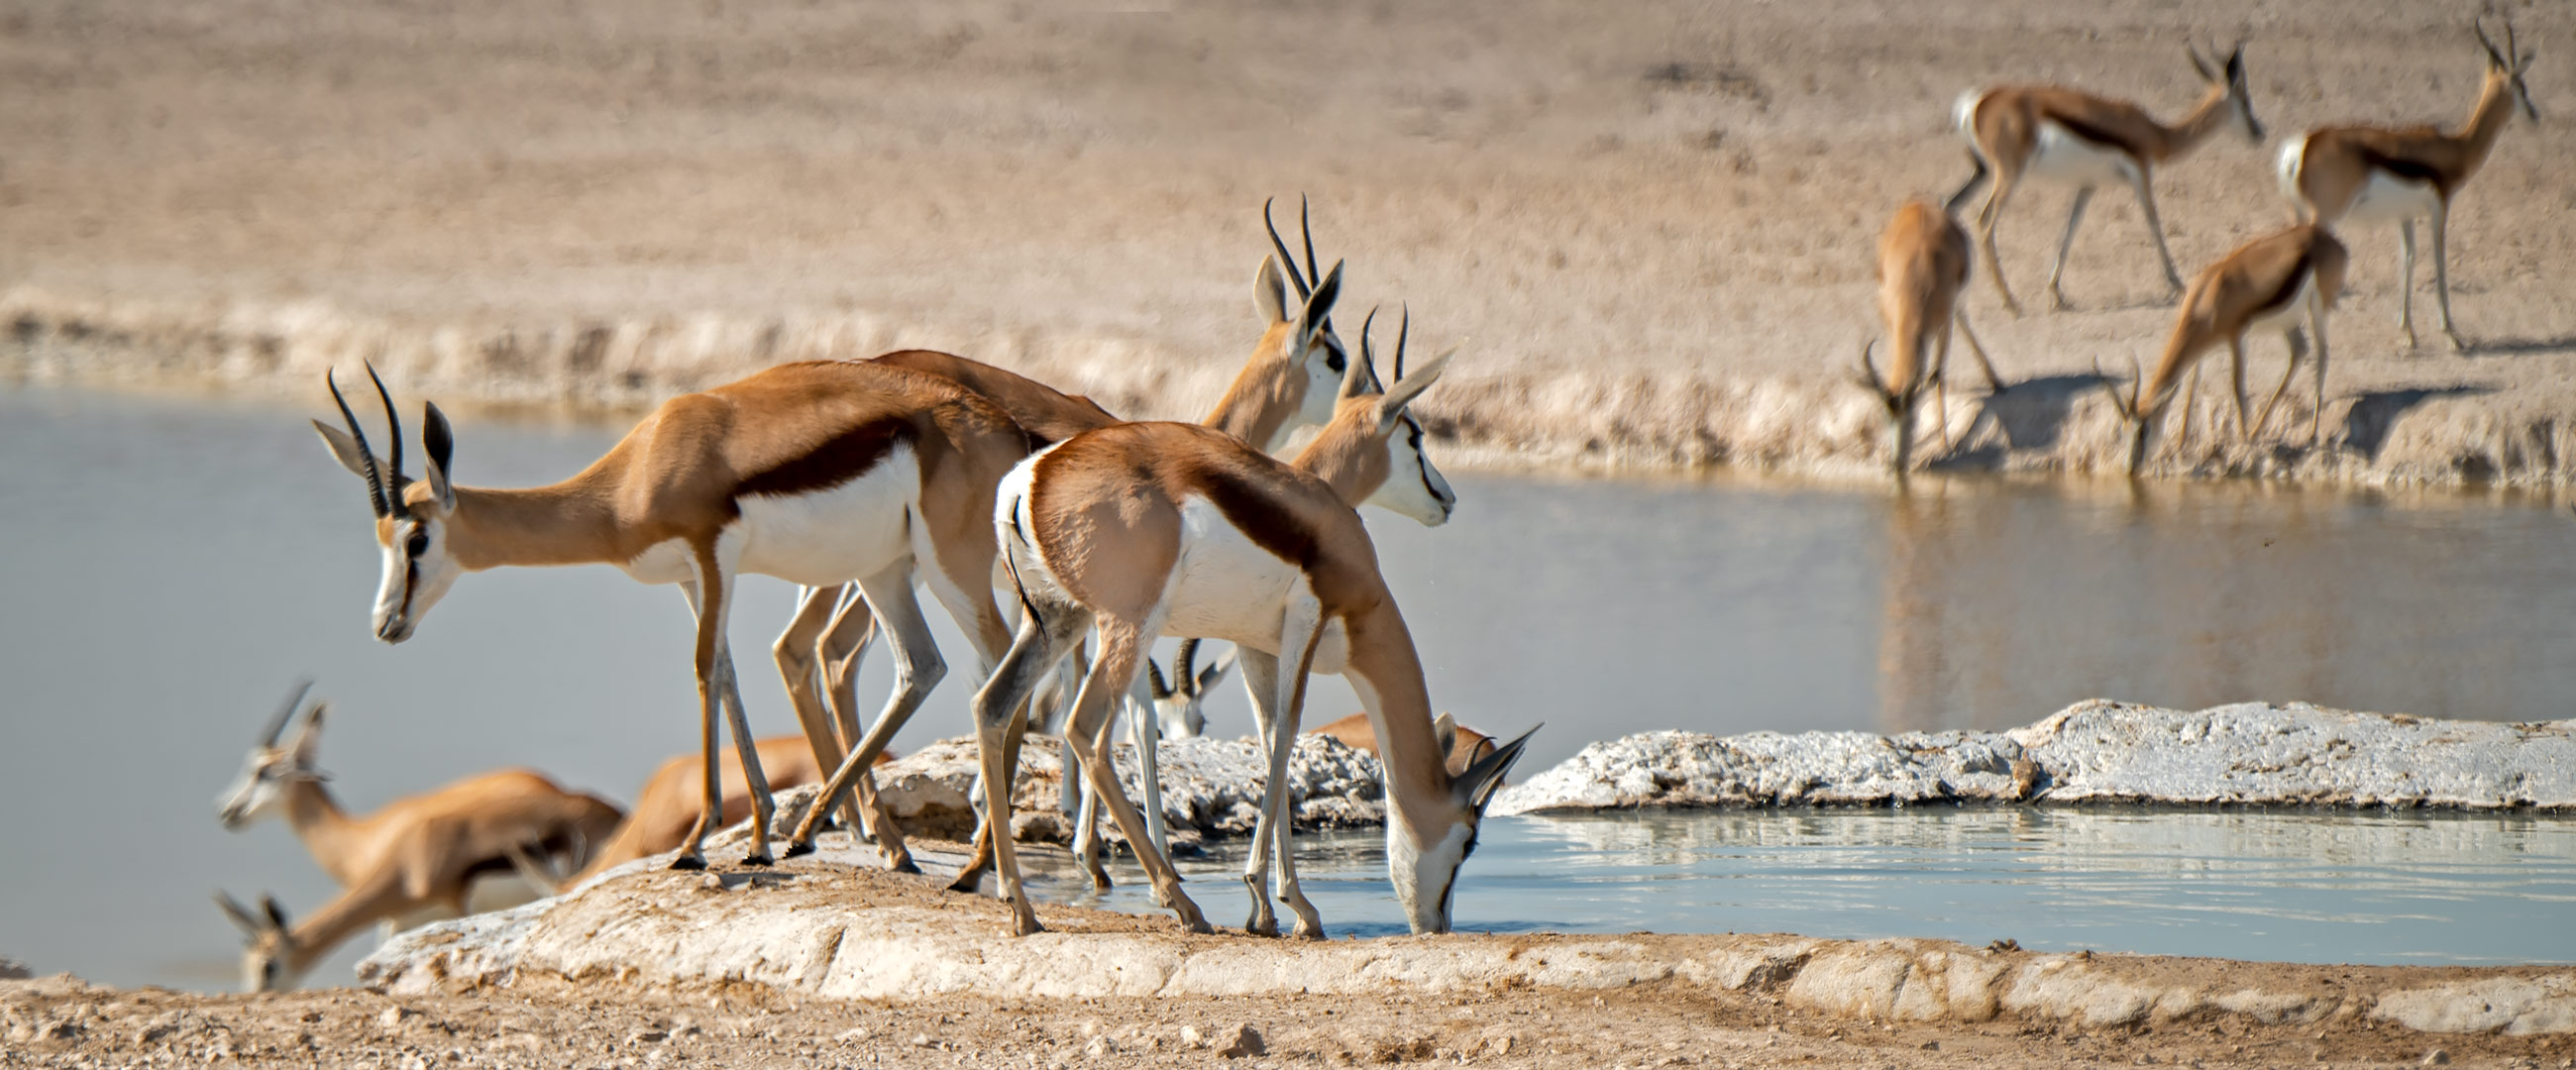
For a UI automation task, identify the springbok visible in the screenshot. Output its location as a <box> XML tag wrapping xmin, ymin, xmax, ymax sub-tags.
<box><xmin>213</xmin><ymin>683</ymin><xmax>623</xmax><ymax>992</ymax></box>
<box><xmin>969</xmin><ymin>326</ymin><xmax>1527</xmax><ymax>939</ymax></box>
<box><xmin>1311</xmin><ymin>710</ymin><xmax>1496</xmax><ymax>777</ymax></box>
<box><xmin>2101</xmin><ymin>223</ymin><xmax>2349</xmax><ymax>476</ymax></box>
<box><xmin>2279</xmin><ymin>18</ymin><xmax>2537</xmax><ymax>352</ymax></box>
<box><xmin>1958</xmin><ymin>41</ymin><xmax>2262</xmax><ymax>313</ymax></box>
<box><xmin>567</xmin><ymin>735</ymin><xmax>892</xmax><ymax>884</ymax></box>
<box><xmin>1856</xmin><ymin>159</ymin><xmax>2006</xmax><ymax>474</ymax></box>
<box><xmin>311</xmin><ymin>360</ymin><xmax>1028</xmax><ymax>871</ymax></box>
<box><xmin>784</xmin><ymin>200</ymin><xmax>1365</xmax><ymax>869</ymax></box>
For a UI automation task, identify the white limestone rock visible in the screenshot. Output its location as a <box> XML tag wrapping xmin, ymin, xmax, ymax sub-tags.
<box><xmin>1494</xmin><ymin>700</ymin><xmax>2576</xmax><ymax>816</ymax></box>
<box><xmin>855</xmin><ymin>733</ymin><xmax>1387</xmax><ymax>843</ymax></box>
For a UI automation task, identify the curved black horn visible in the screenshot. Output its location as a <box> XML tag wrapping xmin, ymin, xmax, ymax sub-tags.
<box><xmin>1174</xmin><ymin>638</ymin><xmax>1202</xmax><ymax>695</ymax></box>
<box><xmin>1394</xmin><ymin>303</ymin><xmax>1411</xmax><ymax>382</ymax></box>
<box><xmin>259</xmin><ymin>679</ymin><xmax>315</xmax><ymax>748</ymax></box>
<box><xmin>1143</xmin><ymin>655</ymin><xmax>1171</xmax><ymax>699</ymax></box>
<box><xmin>363</xmin><ymin>361</ymin><xmax>406</xmax><ymax>515</ymax></box>
<box><xmin>326</xmin><ymin>370</ymin><xmax>389</xmax><ymax>517</ymax></box>
<box><xmin>1263</xmin><ymin>198</ymin><xmax>1314</xmax><ymax>302</ymax></box>
<box><xmin>1298</xmin><ymin>194</ymin><xmax>1321</xmax><ymax>290</ymax></box>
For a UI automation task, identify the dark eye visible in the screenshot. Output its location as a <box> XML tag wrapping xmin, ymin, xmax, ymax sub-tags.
<box><xmin>406</xmin><ymin>530</ymin><xmax>430</xmax><ymax>558</ymax></box>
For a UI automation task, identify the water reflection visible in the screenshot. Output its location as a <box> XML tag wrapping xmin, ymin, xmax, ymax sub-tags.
<box><xmin>1050</xmin><ymin>809</ymin><xmax>2576</xmax><ymax>964</ymax></box>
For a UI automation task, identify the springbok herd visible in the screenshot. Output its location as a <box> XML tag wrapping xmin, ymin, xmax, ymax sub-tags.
<box><xmin>212</xmin><ymin>19</ymin><xmax>2540</xmax><ymax>990</ymax></box>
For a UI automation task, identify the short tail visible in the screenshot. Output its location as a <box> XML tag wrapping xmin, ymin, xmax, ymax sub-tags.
<box><xmin>1945</xmin><ymin>152</ymin><xmax>1991</xmax><ymax>217</ymax></box>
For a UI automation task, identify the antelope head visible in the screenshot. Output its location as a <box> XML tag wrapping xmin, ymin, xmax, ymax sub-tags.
<box><xmin>1142</xmin><ymin>638</ymin><xmax>1234</xmax><ymax>740</ymax></box>
<box><xmin>216</xmin><ymin>682</ymin><xmax>329</xmax><ymax>830</ymax></box>
<box><xmin>2187</xmin><ymin>40</ymin><xmax>2263</xmax><ymax>144</ymax></box>
<box><xmin>1855</xmin><ymin>340</ymin><xmax>1924</xmax><ymax>475</ymax></box>
<box><xmin>311</xmin><ymin>365</ymin><xmax>464</xmax><ymax>643</ymax></box>
<box><xmin>1391</xmin><ymin>724</ymin><xmax>1536</xmax><ymax>934</ymax></box>
<box><xmin>1255</xmin><ymin>195</ymin><xmax>1353</xmax><ymax>439</ymax></box>
<box><xmin>213</xmin><ymin>892</ymin><xmax>300</xmax><ymax>993</ymax></box>
<box><xmin>2474</xmin><ymin>16</ymin><xmax>2540</xmax><ymax>123</ymax></box>
<box><xmin>1299</xmin><ymin>306</ymin><xmax>1459</xmax><ymax>526</ymax></box>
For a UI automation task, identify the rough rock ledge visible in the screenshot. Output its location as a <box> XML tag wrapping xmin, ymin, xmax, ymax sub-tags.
<box><xmin>1492</xmin><ymin>700</ymin><xmax>2576</xmax><ymax>815</ymax></box>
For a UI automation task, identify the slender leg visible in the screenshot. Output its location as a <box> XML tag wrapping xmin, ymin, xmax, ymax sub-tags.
<box><xmin>2046</xmin><ymin>185</ymin><xmax>2093</xmax><ymax>311</ymax></box>
<box><xmin>670</xmin><ymin>586</ymin><xmax>721</xmax><ymax>872</ymax></box>
<box><xmin>816</xmin><ymin>588</ymin><xmax>903</xmax><ymax>847</ymax></box>
<box><xmin>1131</xmin><ymin>688</ymin><xmax>1170</xmax><ymax>861</ymax></box>
<box><xmin>2253</xmin><ymin>328</ymin><xmax>2307</xmax><ymax>445</ymax></box>
<box><xmin>1234</xmin><ymin>650</ymin><xmax>1284</xmax><ymax>935</ymax></box>
<box><xmin>970</xmin><ymin>607</ymin><xmax>1090</xmax><ymax>935</ymax></box>
<box><xmin>2308</xmin><ymin>301</ymin><xmax>2333</xmax><ymax>445</ymax></box>
<box><xmin>774</xmin><ymin>586</ymin><xmax>869</xmax><ymax>837</ymax></box>
<box><xmin>1954</xmin><ymin>309</ymin><xmax>2005</xmax><ymax>393</ymax></box>
<box><xmin>1976</xmin><ymin>175</ymin><xmax>2026</xmax><ymax>316</ymax></box>
<box><xmin>2172</xmin><ymin>364</ymin><xmax>2200</xmax><ymax>465</ymax></box>
<box><xmin>2429</xmin><ymin>202</ymin><xmax>2462</xmax><ymax>352</ymax></box>
<box><xmin>951</xmin><ymin>639</ymin><xmax>1101</xmax><ymax>894</ymax></box>
<box><xmin>674</xmin><ymin>560</ymin><xmax>774</xmax><ymax>868</ymax></box>
<box><xmin>2397</xmin><ymin>219</ymin><xmax>2419</xmax><ymax>350</ymax></box>
<box><xmin>1063</xmin><ymin>622</ymin><xmax>1209</xmax><ymax>933</ymax></box>
<box><xmin>713</xmin><ymin>643</ymin><xmax>776</xmax><ymax>865</ymax></box>
<box><xmin>2227</xmin><ymin>337</ymin><xmax>2252</xmax><ymax>444</ymax></box>
<box><xmin>2130</xmin><ymin>171</ymin><xmax>2184</xmax><ymax>298</ymax></box>
<box><xmin>784</xmin><ymin>564</ymin><xmax>943</xmax><ymax>869</ymax></box>
<box><xmin>1257</xmin><ymin>597</ymin><xmax>1328</xmax><ymax>939</ymax></box>
<box><xmin>1928</xmin><ymin>326</ymin><xmax>1955</xmax><ymax>453</ymax></box>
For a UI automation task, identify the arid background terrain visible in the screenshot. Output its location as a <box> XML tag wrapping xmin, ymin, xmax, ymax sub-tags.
<box><xmin>4</xmin><ymin>0</ymin><xmax>2573</xmax><ymax>479</ymax></box>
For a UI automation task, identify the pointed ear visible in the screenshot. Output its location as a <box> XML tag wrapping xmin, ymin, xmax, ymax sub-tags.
<box><xmin>421</xmin><ymin>402</ymin><xmax>457</xmax><ymax>510</ymax></box>
<box><xmin>1375</xmin><ymin>347</ymin><xmax>1456</xmax><ymax>431</ymax></box>
<box><xmin>289</xmin><ymin>701</ymin><xmax>328</xmax><ymax>765</ymax></box>
<box><xmin>215</xmin><ymin>892</ymin><xmax>265</xmax><ymax>935</ymax></box>
<box><xmin>1296</xmin><ymin>260</ymin><xmax>1344</xmax><ymax>349</ymax></box>
<box><xmin>1198</xmin><ymin>648</ymin><xmax>1236</xmax><ymax>694</ymax></box>
<box><xmin>1433</xmin><ymin>711</ymin><xmax>1460</xmax><ymax>757</ymax></box>
<box><xmin>2223</xmin><ymin>46</ymin><xmax>2245</xmax><ymax>83</ymax></box>
<box><xmin>1254</xmin><ymin>256</ymin><xmax>1292</xmax><ymax>326</ymax></box>
<box><xmin>1452</xmin><ymin>724</ymin><xmax>1536</xmax><ymax>811</ymax></box>
<box><xmin>261</xmin><ymin>895</ymin><xmax>290</xmax><ymax>929</ymax></box>
<box><xmin>312</xmin><ymin>420</ymin><xmax>373</xmax><ymax>480</ymax></box>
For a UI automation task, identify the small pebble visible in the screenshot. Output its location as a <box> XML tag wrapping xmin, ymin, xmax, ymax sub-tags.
<box><xmin>2423</xmin><ymin>1051</ymin><xmax>2450</xmax><ymax>1066</ymax></box>
<box><xmin>1220</xmin><ymin>1024</ymin><xmax>1265</xmax><ymax>1059</ymax></box>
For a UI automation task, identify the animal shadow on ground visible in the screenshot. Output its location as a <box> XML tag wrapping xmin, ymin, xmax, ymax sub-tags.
<box><xmin>1931</xmin><ymin>374</ymin><xmax>2109</xmax><ymax>468</ymax></box>
<box><xmin>2462</xmin><ymin>333</ymin><xmax>2576</xmax><ymax>358</ymax></box>
<box><xmin>2341</xmin><ymin>384</ymin><xmax>2495</xmax><ymax>460</ymax></box>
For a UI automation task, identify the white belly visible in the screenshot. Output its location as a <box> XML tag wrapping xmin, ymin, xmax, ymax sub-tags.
<box><xmin>2027</xmin><ymin>122</ymin><xmax>2142</xmax><ymax>186</ymax></box>
<box><xmin>616</xmin><ymin>537</ymin><xmax>696</xmax><ymax>585</ymax></box>
<box><xmin>734</xmin><ymin>444</ymin><xmax>920</xmax><ymax>586</ymax></box>
<box><xmin>1162</xmin><ymin>497</ymin><xmax>1303</xmax><ymax>647</ymax></box>
<box><xmin>2343</xmin><ymin>168</ymin><xmax>2440</xmax><ymax>224</ymax></box>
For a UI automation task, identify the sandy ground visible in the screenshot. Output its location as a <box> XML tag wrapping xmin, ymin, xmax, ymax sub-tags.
<box><xmin>3</xmin><ymin>0</ymin><xmax>2574</xmax><ymax>479</ymax></box>
<box><xmin>11</xmin><ymin>855</ymin><xmax>2576</xmax><ymax>1070</ymax></box>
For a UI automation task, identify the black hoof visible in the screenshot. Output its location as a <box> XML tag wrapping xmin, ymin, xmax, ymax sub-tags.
<box><xmin>890</xmin><ymin>857</ymin><xmax>922</xmax><ymax>876</ymax></box>
<box><xmin>782</xmin><ymin>840</ymin><xmax>816</xmax><ymax>860</ymax></box>
<box><xmin>945</xmin><ymin>874</ymin><xmax>982</xmax><ymax>894</ymax></box>
<box><xmin>669</xmin><ymin>855</ymin><xmax>707</xmax><ymax>872</ymax></box>
<box><xmin>741</xmin><ymin>853</ymin><xmax>775</xmax><ymax>868</ymax></box>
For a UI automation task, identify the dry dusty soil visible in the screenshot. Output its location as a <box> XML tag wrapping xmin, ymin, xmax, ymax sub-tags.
<box><xmin>8</xmin><ymin>858</ymin><xmax>2576</xmax><ymax>1070</ymax></box>
<box><xmin>4</xmin><ymin>0</ymin><xmax>2575</xmax><ymax>479</ymax></box>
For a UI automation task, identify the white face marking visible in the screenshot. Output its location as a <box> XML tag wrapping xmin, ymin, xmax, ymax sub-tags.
<box><xmin>371</xmin><ymin>515</ymin><xmax>460</xmax><ymax>644</ymax></box>
<box><xmin>214</xmin><ymin>753</ymin><xmax>289</xmax><ymax>829</ymax></box>
<box><xmin>1361</xmin><ymin>416</ymin><xmax>1456</xmax><ymax>528</ymax></box>
<box><xmin>733</xmin><ymin>443</ymin><xmax>919</xmax><ymax>587</ymax></box>
<box><xmin>1288</xmin><ymin>332</ymin><xmax>1346</xmax><ymax>443</ymax></box>
<box><xmin>1388</xmin><ymin>819</ymin><xmax>1475</xmax><ymax>934</ymax></box>
<box><xmin>2027</xmin><ymin>121</ymin><xmax>2143</xmax><ymax>186</ymax></box>
<box><xmin>1152</xmin><ymin>692</ymin><xmax>1207</xmax><ymax>739</ymax></box>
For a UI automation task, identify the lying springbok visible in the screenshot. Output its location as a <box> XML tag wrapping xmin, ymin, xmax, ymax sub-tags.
<box><xmin>312</xmin><ymin>361</ymin><xmax>1027</xmax><ymax>871</ymax></box>
<box><xmin>1311</xmin><ymin>710</ymin><xmax>1496</xmax><ymax>777</ymax></box>
<box><xmin>971</xmin><ymin>326</ymin><xmax>1528</xmax><ymax>939</ymax></box>
<box><xmin>2101</xmin><ymin>224</ymin><xmax>2349</xmax><ymax>475</ymax></box>
<box><xmin>2279</xmin><ymin>17</ymin><xmax>2537</xmax><ymax>351</ymax></box>
<box><xmin>1856</xmin><ymin>159</ymin><xmax>2006</xmax><ymax>474</ymax></box>
<box><xmin>1958</xmin><ymin>41</ymin><xmax>2262</xmax><ymax>313</ymax></box>
<box><xmin>213</xmin><ymin>683</ymin><xmax>622</xmax><ymax>992</ymax></box>
<box><xmin>566</xmin><ymin>735</ymin><xmax>893</xmax><ymax>884</ymax></box>
<box><xmin>785</xmin><ymin>201</ymin><xmax>1366</xmax><ymax>870</ymax></box>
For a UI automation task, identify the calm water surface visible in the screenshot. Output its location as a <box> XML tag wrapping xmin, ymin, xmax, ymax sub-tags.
<box><xmin>2</xmin><ymin>385</ymin><xmax>2571</xmax><ymax>987</ymax></box>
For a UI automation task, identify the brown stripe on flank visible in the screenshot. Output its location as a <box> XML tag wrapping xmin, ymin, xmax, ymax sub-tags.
<box><xmin>736</xmin><ymin>418</ymin><xmax>912</xmax><ymax>497</ymax></box>
<box><xmin>2247</xmin><ymin>251</ymin><xmax>2315</xmax><ymax>320</ymax></box>
<box><xmin>1198</xmin><ymin>465</ymin><xmax>1321</xmax><ymax>569</ymax></box>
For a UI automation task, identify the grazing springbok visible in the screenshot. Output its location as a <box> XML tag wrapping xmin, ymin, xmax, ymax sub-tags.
<box><xmin>2279</xmin><ymin>18</ymin><xmax>2537</xmax><ymax>351</ymax></box>
<box><xmin>785</xmin><ymin>201</ymin><xmax>1365</xmax><ymax>869</ymax></box>
<box><xmin>213</xmin><ymin>683</ymin><xmax>623</xmax><ymax>992</ymax></box>
<box><xmin>1856</xmin><ymin>159</ymin><xmax>2006</xmax><ymax>474</ymax></box>
<box><xmin>565</xmin><ymin>735</ymin><xmax>893</xmax><ymax>884</ymax></box>
<box><xmin>969</xmin><ymin>328</ymin><xmax>1527</xmax><ymax>939</ymax></box>
<box><xmin>311</xmin><ymin>361</ymin><xmax>1028</xmax><ymax>871</ymax></box>
<box><xmin>1958</xmin><ymin>41</ymin><xmax>2262</xmax><ymax>313</ymax></box>
<box><xmin>1311</xmin><ymin>710</ymin><xmax>1497</xmax><ymax>777</ymax></box>
<box><xmin>2101</xmin><ymin>224</ymin><xmax>2349</xmax><ymax>475</ymax></box>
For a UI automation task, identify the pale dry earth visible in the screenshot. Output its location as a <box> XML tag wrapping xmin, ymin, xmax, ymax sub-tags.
<box><xmin>4</xmin><ymin>0</ymin><xmax>2576</xmax><ymax>482</ymax></box>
